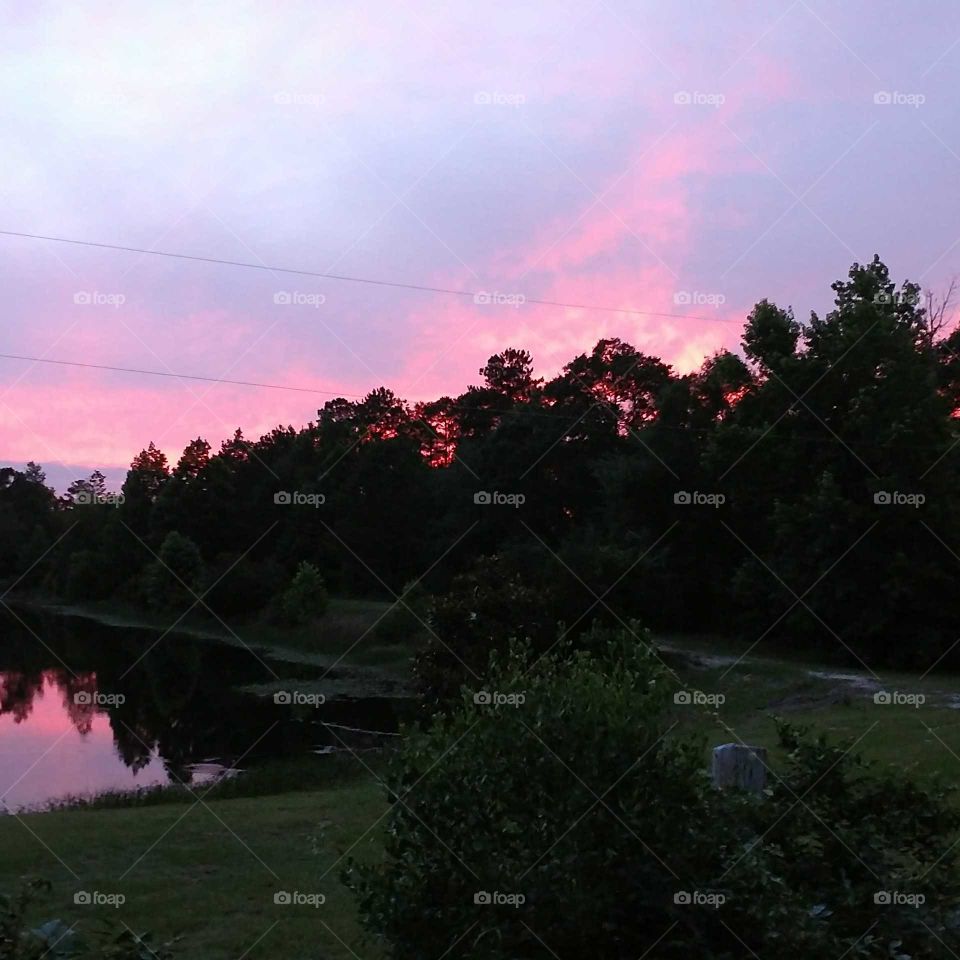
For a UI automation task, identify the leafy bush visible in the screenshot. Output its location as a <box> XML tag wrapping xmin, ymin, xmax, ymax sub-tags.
<box><xmin>0</xmin><ymin>878</ymin><xmax>49</xmax><ymax>960</ymax></box>
<box><xmin>278</xmin><ymin>561</ymin><xmax>329</xmax><ymax>624</ymax></box>
<box><xmin>346</xmin><ymin>628</ymin><xmax>960</xmax><ymax>959</ymax></box>
<box><xmin>144</xmin><ymin>531</ymin><xmax>203</xmax><ymax>612</ymax></box>
<box><xmin>62</xmin><ymin>550</ymin><xmax>113</xmax><ymax>603</ymax></box>
<box><xmin>202</xmin><ymin>555</ymin><xmax>284</xmax><ymax>619</ymax></box>
<box><xmin>32</xmin><ymin>922</ymin><xmax>172</xmax><ymax>959</ymax></box>
<box><xmin>412</xmin><ymin>556</ymin><xmax>555</xmax><ymax>712</ymax></box>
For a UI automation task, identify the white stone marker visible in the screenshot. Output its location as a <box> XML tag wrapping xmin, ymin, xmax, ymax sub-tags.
<box><xmin>711</xmin><ymin>743</ymin><xmax>768</xmax><ymax>793</ymax></box>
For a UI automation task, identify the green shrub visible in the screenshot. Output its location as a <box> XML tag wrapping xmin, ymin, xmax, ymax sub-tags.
<box><xmin>203</xmin><ymin>555</ymin><xmax>284</xmax><ymax>619</ymax></box>
<box><xmin>279</xmin><ymin>561</ymin><xmax>329</xmax><ymax>624</ymax></box>
<box><xmin>346</xmin><ymin>627</ymin><xmax>960</xmax><ymax>959</ymax></box>
<box><xmin>144</xmin><ymin>531</ymin><xmax>203</xmax><ymax>612</ymax></box>
<box><xmin>62</xmin><ymin>550</ymin><xmax>113</xmax><ymax>602</ymax></box>
<box><xmin>412</xmin><ymin>556</ymin><xmax>554</xmax><ymax>712</ymax></box>
<box><xmin>0</xmin><ymin>878</ymin><xmax>48</xmax><ymax>960</ymax></box>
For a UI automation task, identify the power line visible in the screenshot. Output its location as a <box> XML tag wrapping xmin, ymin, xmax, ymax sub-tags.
<box><xmin>0</xmin><ymin>352</ymin><xmax>697</xmax><ymax>424</ymax></box>
<box><xmin>0</xmin><ymin>353</ymin><xmax>624</xmax><ymax>414</ymax></box>
<box><xmin>2</xmin><ymin>352</ymin><xmax>959</xmax><ymax>450</ymax></box>
<box><xmin>0</xmin><ymin>229</ymin><xmax>731</xmax><ymax>324</ymax></box>
<box><xmin>0</xmin><ymin>353</ymin><xmax>365</xmax><ymax>397</ymax></box>
<box><xmin>0</xmin><ymin>352</ymin><xmax>664</xmax><ymax>415</ymax></box>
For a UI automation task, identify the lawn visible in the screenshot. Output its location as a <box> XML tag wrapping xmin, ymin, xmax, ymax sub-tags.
<box><xmin>661</xmin><ymin>633</ymin><xmax>960</xmax><ymax>785</ymax></box>
<box><xmin>6</xmin><ymin>628</ymin><xmax>960</xmax><ymax>960</ymax></box>
<box><xmin>0</xmin><ymin>773</ymin><xmax>389</xmax><ymax>959</ymax></box>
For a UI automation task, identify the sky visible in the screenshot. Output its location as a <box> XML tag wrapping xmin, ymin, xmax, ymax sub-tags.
<box><xmin>1</xmin><ymin>0</ymin><xmax>960</xmax><ymax>491</ymax></box>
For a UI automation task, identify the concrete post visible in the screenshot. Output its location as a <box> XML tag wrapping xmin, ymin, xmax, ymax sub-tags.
<box><xmin>711</xmin><ymin>743</ymin><xmax>768</xmax><ymax>793</ymax></box>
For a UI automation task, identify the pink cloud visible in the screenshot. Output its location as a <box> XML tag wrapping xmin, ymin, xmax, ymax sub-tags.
<box><xmin>397</xmin><ymin>111</ymin><xmax>763</xmax><ymax>393</ymax></box>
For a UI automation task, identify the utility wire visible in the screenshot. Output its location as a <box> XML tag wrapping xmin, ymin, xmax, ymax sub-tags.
<box><xmin>0</xmin><ymin>353</ymin><xmax>364</xmax><ymax>397</ymax></box>
<box><xmin>0</xmin><ymin>229</ymin><xmax>730</xmax><ymax>323</ymax></box>
<box><xmin>3</xmin><ymin>352</ymin><xmax>959</xmax><ymax>451</ymax></box>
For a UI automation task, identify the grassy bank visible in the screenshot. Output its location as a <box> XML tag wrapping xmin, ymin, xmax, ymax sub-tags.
<box><xmin>0</xmin><ymin>768</ymin><xmax>389</xmax><ymax>960</ymax></box>
<box><xmin>34</xmin><ymin>754</ymin><xmax>379</xmax><ymax>813</ymax></box>
<box><xmin>10</xmin><ymin>594</ymin><xmax>416</xmax><ymax>674</ymax></box>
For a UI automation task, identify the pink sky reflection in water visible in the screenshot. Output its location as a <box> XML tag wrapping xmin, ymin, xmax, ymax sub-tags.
<box><xmin>0</xmin><ymin>672</ymin><xmax>218</xmax><ymax>811</ymax></box>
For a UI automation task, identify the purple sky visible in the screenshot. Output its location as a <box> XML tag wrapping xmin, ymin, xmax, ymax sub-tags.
<box><xmin>1</xmin><ymin>1</ymin><xmax>959</xmax><ymax>490</ymax></box>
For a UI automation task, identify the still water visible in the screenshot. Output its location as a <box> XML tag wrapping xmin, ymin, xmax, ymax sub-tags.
<box><xmin>0</xmin><ymin>606</ymin><xmax>405</xmax><ymax>811</ymax></box>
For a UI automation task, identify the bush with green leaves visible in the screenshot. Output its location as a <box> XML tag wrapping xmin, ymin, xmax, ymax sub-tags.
<box><xmin>63</xmin><ymin>550</ymin><xmax>113</xmax><ymax>603</ymax></box>
<box><xmin>346</xmin><ymin>627</ymin><xmax>960</xmax><ymax>959</ymax></box>
<box><xmin>144</xmin><ymin>531</ymin><xmax>203</xmax><ymax>612</ymax></box>
<box><xmin>412</xmin><ymin>555</ymin><xmax>555</xmax><ymax>712</ymax></box>
<box><xmin>202</xmin><ymin>554</ymin><xmax>284</xmax><ymax>619</ymax></box>
<box><xmin>0</xmin><ymin>879</ymin><xmax>47</xmax><ymax>960</ymax></box>
<box><xmin>279</xmin><ymin>561</ymin><xmax>329</xmax><ymax>624</ymax></box>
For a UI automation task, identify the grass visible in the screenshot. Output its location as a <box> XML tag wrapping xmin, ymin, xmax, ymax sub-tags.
<box><xmin>234</xmin><ymin>598</ymin><xmax>417</xmax><ymax>671</ymax></box>
<box><xmin>0</xmin><ymin>765</ymin><xmax>390</xmax><ymax>960</ymax></box>
<box><xmin>13</xmin><ymin>594</ymin><xmax>418</xmax><ymax>674</ymax></box>
<box><xmin>7</xmin><ymin>625</ymin><xmax>960</xmax><ymax>959</ymax></box>
<box><xmin>0</xmin><ymin>594</ymin><xmax>418</xmax><ymax>957</ymax></box>
<box><xmin>35</xmin><ymin>754</ymin><xmax>375</xmax><ymax>813</ymax></box>
<box><xmin>661</xmin><ymin>633</ymin><xmax>960</xmax><ymax>786</ymax></box>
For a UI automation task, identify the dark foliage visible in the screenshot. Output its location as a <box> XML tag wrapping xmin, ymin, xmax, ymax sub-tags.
<box><xmin>4</xmin><ymin>258</ymin><xmax>960</xmax><ymax>670</ymax></box>
<box><xmin>346</xmin><ymin>632</ymin><xmax>960</xmax><ymax>959</ymax></box>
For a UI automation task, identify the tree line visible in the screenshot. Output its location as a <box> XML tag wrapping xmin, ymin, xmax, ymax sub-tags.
<box><xmin>3</xmin><ymin>255</ymin><xmax>960</xmax><ymax>671</ymax></box>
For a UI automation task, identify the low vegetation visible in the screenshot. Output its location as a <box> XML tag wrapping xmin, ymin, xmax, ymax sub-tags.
<box><xmin>349</xmin><ymin>628</ymin><xmax>960</xmax><ymax>959</ymax></box>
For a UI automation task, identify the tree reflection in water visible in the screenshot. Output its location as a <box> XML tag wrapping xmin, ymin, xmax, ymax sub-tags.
<box><xmin>0</xmin><ymin>607</ymin><xmax>293</xmax><ymax>795</ymax></box>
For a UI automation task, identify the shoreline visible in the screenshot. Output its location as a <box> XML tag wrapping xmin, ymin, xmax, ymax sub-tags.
<box><xmin>4</xmin><ymin>592</ymin><xmax>415</xmax><ymax>681</ymax></box>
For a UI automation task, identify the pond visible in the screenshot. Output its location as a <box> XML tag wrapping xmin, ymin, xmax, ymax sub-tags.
<box><xmin>0</xmin><ymin>605</ymin><xmax>409</xmax><ymax>812</ymax></box>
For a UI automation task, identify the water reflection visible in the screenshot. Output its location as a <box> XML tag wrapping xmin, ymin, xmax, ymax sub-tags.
<box><xmin>0</xmin><ymin>606</ymin><xmax>404</xmax><ymax>811</ymax></box>
<box><xmin>0</xmin><ymin>671</ymin><xmax>217</xmax><ymax>811</ymax></box>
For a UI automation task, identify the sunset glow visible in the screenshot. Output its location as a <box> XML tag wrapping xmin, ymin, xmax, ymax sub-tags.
<box><xmin>1</xmin><ymin>2</ymin><xmax>958</xmax><ymax>490</ymax></box>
